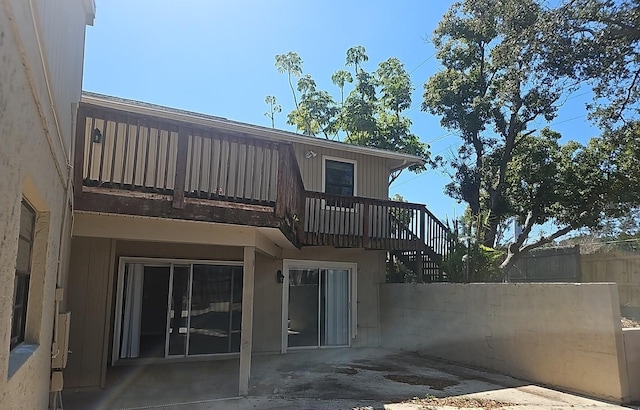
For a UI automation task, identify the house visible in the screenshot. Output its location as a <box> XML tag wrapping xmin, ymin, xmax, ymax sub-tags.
<box><xmin>0</xmin><ymin>0</ymin><xmax>95</xmax><ymax>408</ymax></box>
<box><xmin>64</xmin><ymin>92</ymin><xmax>451</xmax><ymax>395</ymax></box>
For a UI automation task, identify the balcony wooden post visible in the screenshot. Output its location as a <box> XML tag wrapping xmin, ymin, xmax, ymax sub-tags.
<box><xmin>417</xmin><ymin>207</ymin><xmax>427</xmax><ymax>283</ymax></box>
<box><xmin>420</xmin><ymin>206</ymin><xmax>426</xmax><ymax>249</ymax></box>
<box><xmin>172</xmin><ymin>127</ymin><xmax>188</xmax><ymax>209</ymax></box>
<box><xmin>363</xmin><ymin>201</ymin><xmax>371</xmax><ymax>249</ymax></box>
<box><xmin>274</xmin><ymin>144</ymin><xmax>288</xmax><ymax>219</ymax></box>
<box><xmin>73</xmin><ymin>107</ymin><xmax>87</xmax><ymax>200</ymax></box>
<box><xmin>239</xmin><ymin>246</ymin><xmax>255</xmax><ymax>396</ymax></box>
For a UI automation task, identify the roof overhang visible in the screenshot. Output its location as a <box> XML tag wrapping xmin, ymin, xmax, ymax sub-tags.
<box><xmin>82</xmin><ymin>0</ymin><xmax>96</xmax><ymax>26</ymax></box>
<box><xmin>81</xmin><ymin>92</ymin><xmax>425</xmax><ymax>173</ymax></box>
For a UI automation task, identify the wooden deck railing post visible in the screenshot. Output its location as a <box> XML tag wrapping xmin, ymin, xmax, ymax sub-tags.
<box><xmin>419</xmin><ymin>207</ymin><xmax>427</xmax><ymax>283</ymax></box>
<box><xmin>363</xmin><ymin>201</ymin><xmax>371</xmax><ymax>249</ymax></box>
<box><xmin>73</xmin><ymin>107</ymin><xmax>87</xmax><ymax>201</ymax></box>
<box><xmin>274</xmin><ymin>144</ymin><xmax>288</xmax><ymax>219</ymax></box>
<box><xmin>420</xmin><ymin>206</ymin><xmax>426</xmax><ymax>249</ymax></box>
<box><xmin>172</xmin><ymin>127</ymin><xmax>189</xmax><ymax>209</ymax></box>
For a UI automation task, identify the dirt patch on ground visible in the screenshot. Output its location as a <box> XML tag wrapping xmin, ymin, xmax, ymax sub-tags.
<box><xmin>352</xmin><ymin>364</ymin><xmax>390</xmax><ymax>372</ymax></box>
<box><xmin>384</xmin><ymin>374</ymin><xmax>458</xmax><ymax>390</ymax></box>
<box><xmin>335</xmin><ymin>367</ymin><xmax>359</xmax><ymax>375</ymax></box>
<box><xmin>405</xmin><ymin>396</ymin><xmax>516</xmax><ymax>409</ymax></box>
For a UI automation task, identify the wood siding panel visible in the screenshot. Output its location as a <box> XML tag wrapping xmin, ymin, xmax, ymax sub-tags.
<box><xmin>35</xmin><ymin>0</ymin><xmax>88</xmax><ymax>152</ymax></box>
<box><xmin>65</xmin><ymin>237</ymin><xmax>113</xmax><ymax>388</ymax></box>
<box><xmin>292</xmin><ymin>143</ymin><xmax>389</xmax><ymax>200</ymax></box>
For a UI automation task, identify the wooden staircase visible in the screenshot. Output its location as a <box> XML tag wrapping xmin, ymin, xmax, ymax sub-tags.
<box><xmin>387</xmin><ymin>207</ymin><xmax>452</xmax><ymax>283</ymax></box>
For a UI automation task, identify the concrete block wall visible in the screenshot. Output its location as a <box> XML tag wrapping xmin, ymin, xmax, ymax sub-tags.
<box><xmin>623</xmin><ymin>328</ymin><xmax>640</xmax><ymax>402</ymax></box>
<box><xmin>380</xmin><ymin>283</ymin><xmax>630</xmax><ymax>403</ymax></box>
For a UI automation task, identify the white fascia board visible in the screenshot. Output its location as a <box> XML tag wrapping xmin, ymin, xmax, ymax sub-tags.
<box><xmin>81</xmin><ymin>93</ymin><xmax>425</xmax><ymax>171</ymax></box>
<box><xmin>82</xmin><ymin>0</ymin><xmax>96</xmax><ymax>25</ymax></box>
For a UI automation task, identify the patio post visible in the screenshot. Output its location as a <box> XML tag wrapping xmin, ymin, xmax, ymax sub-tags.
<box><xmin>239</xmin><ymin>246</ymin><xmax>255</xmax><ymax>395</ymax></box>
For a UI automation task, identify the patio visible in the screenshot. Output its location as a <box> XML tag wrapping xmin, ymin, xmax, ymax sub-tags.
<box><xmin>62</xmin><ymin>348</ymin><xmax>626</xmax><ymax>409</ymax></box>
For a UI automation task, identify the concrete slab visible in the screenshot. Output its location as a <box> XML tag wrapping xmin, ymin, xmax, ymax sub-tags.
<box><xmin>61</xmin><ymin>348</ymin><xmax>628</xmax><ymax>409</ymax></box>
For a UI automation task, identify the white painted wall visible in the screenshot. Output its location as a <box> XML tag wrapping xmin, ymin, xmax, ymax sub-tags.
<box><xmin>380</xmin><ymin>283</ymin><xmax>630</xmax><ymax>403</ymax></box>
<box><xmin>0</xmin><ymin>0</ymin><xmax>92</xmax><ymax>407</ymax></box>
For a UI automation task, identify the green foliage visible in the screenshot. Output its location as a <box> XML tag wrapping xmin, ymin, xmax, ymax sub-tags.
<box><xmin>543</xmin><ymin>0</ymin><xmax>640</xmax><ymax>129</ymax></box>
<box><xmin>273</xmin><ymin>47</ymin><xmax>430</xmax><ymax>182</ymax></box>
<box><xmin>263</xmin><ymin>95</ymin><xmax>281</xmax><ymax>129</ymax></box>
<box><xmin>423</xmin><ymin>0</ymin><xmax>640</xmax><ymax>273</ymax></box>
<box><xmin>442</xmin><ymin>212</ymin><xmax>504</xmax><ymax>282</ymax></box>
<box><xmin>275</xmin><ymin>52</ymin><xmax>304</xmax><ymax>109</ymax></box>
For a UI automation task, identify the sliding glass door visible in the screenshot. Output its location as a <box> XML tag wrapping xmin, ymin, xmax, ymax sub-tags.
<box><xmin>285</xmin><ymin>262</ymin><xmax>354</xmax><ymax>350</ymax></box>
<box><xmin>114</xmin><ymin>260</ymin><xmax>242</xmax><ymax>363</ymax></box>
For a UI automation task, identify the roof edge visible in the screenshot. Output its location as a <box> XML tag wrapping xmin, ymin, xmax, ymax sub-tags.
<box><xmin>81</xmin><ymin>92</ymin><xmax>426</xmax><ymax>168</ymax></box>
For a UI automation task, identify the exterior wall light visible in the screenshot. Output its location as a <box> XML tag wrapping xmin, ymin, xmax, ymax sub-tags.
<box><xmin>92</xmin><ymin>128</ymin><xmax>102</xmax><ymax>143</ymax></box>
<box><xmin>305</xmin><ymin>150</ymin><xmax>317</xmax><ymax>159</ymax></box>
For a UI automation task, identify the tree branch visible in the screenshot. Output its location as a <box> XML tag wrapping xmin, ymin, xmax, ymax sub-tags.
<box><xmin>520</xmin><ymin>225</ymin><xmax>573</xmax><ymax>254</ymax></box>
<box><xmin>616</xmin><ymin>68</ymin><xmax>640</xmax><ymax>121</ymax></box>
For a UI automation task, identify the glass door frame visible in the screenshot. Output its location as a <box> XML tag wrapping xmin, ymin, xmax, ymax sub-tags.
<box><xmin>281</xmin><ymin>259</ymin><xmax>357</xmax><ymax>353</ymax></box>
<box><xmin>112</xmin><ymin>256</ymin><xmax>243</xmax><ymax>365</ymax></box>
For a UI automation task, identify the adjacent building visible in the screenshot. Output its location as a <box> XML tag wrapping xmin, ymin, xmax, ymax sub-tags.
<box><xmin>0</xmin><ymin>0</ymin><xmax>95</xmax><ymax>408</ymax></box>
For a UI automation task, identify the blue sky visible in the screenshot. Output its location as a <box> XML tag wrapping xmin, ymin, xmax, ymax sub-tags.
<box><xmin>83</xmin><ymin>0</ymin><xmax>598</xmax><ymax>226</ymax></box>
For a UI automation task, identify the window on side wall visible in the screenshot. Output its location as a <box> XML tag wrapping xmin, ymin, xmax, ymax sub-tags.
<box><xmin>324</xmin><ymin>158</ymin><xmax>356</xmax><ymax>197</ymax></box>
<box><xmin>11</xmin><ymin>200</ymin><xmax>35</xmax><ymax>351</ymax></box>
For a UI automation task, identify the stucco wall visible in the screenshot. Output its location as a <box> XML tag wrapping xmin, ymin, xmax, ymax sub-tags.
<box><xmin>623</xmin><ymin>328</ymin><xmax>640</xmax><ymax>402</ymax></box>
<box><xmin>380</xmin><ymin>283</ymin><xmax>630</xmax><ymax>403</ymax></box>
<box><xmin>0</xmin><ymin>0</ymin><xmax>90</xmax><ymax>407</ymax></box>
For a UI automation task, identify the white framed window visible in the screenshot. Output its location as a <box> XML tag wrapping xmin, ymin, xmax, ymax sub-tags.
<box><xmin>112</xmin><ymin>257</ymin><xmax>244</xmax><ymax>364</ymax></box>
<box><xmin>11</xmin><ymin>200</ymin><xmax>36</xmax><ymax>351</ymax></box>
<box><xmin>322</xmin><ymin>156</ymin><xmax>357</xmax><ymax>197</ymax></box>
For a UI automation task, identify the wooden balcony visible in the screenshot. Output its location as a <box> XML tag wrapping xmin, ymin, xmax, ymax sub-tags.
<box><xmin>73</xmin><ymin>101</ymin><xmax>450</xmax><ymax>262</ymax></box>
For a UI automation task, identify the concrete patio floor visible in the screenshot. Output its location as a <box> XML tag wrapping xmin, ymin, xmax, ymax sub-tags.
<box><xmin>62</xmin><ymin>348</ymin><xmax>628</xmax><ymax>410</ymax></box>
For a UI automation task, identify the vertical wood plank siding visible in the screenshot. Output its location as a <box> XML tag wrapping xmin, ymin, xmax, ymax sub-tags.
<box><xmin>293</xmin><ymin>143</ymin><xmax>389</xmax><ymax>200</ymax></box>
<box><xmin>79</xmin><ymin>109</ymin><xmax>279</xmax><ymax>205</ymax></box>
<box><xmin>34</xmin><ymin>0</ymin><xmax>88</xmax><ymax>153</ymax></box>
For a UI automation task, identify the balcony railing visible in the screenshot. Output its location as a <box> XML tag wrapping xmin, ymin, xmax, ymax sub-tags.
<box><xmin>76</xmin><ymin>107</ymin><xmax>281</xmax><ymax>206</ymax></box>
<box><xmin>73</xmin><ymin>101</ymin><xmax>450</xmax><ymax>261</ymax></box>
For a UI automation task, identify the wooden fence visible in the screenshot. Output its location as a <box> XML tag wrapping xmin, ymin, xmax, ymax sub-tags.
<box><xmin>582</xmin><ymin>251</ymin><xmax>640</xmax><ymax>315</ymax></box>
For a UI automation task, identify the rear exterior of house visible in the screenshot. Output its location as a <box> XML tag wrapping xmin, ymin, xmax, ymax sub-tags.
<box><xmin>0</xmin><ymin>0</ymin><xmax>94</xmax><ymax>408</ymax></box>
<box><xmin>64</xmin><ymin>93</ymin><xmax>450</xmax><ymax>395</ymax></box>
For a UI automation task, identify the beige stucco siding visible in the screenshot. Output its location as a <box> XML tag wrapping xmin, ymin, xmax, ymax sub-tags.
<box><xmin>292</xmin><ymin>143</ymin><xmax>390</xmax><ymax>199</ymax></box>
<box><xmin>0</xmin><ymin>0</ymin><xmax>90</xmax><ymax>407</ymax></box>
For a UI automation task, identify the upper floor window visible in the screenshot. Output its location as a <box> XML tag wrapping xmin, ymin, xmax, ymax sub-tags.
<box><xmin>324</xmin><ymin>158</ymin><xmax>356</xmax><ymax>197</ymax></box>
<box><xmin>11</xmin><ymin>201</ymin><xmax>35</xmax><ymax>350</ymax></box>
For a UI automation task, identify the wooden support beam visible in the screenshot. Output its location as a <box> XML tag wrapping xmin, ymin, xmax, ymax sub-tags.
<box><xmin>172</xmin><ymin>127</ymin><xmax>189</xmax><ymax>209</ymax></box>
<box><xmin>239</xmin><ymin>246</ymin><xmax>256</xmax><ymax>396</ymax></box>
<box><xmin>73</xmin><ymin>108</ymin><xmax>87</xmax><ymax>200</ymax></box>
